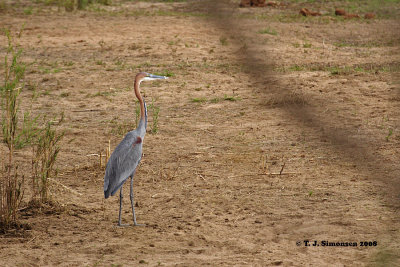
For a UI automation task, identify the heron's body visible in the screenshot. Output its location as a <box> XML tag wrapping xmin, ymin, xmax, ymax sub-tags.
<box><xmin>104</xmin><ymin>114</ymin><xmax>146</xmax><ymax>199</ymax></box>
<box><xmin>103</xmin><ymin>72</ymin><xmax>167</xmax><ymax>226</ymax></box>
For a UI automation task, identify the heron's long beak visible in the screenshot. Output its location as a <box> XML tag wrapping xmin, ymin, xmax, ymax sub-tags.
<box><xmin>148</xmin><ymin>73</ymin><xmax>168</xmax><ymax>80</ymax></box>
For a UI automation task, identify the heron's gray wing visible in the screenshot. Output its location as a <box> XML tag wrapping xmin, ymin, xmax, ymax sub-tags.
<box><xmin>104</xmin><ymin>131</ymin><xmax>143</xmax><ymax>198</ymax></box>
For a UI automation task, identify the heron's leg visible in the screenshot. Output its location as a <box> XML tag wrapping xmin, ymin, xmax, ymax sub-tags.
<box><xmin>130</xmin><ymin>176</ymin><xmax>145</xmax><ymax>226</ymax></box>
<box><xmin>115</xmin><ymin>186</ymin><xmax>130</xmax><ymax>227</ymax></box>
<box><xmin>118</xmin><ymin>187</ymin><xmax>123</xmax><ymax>226</ymax></box>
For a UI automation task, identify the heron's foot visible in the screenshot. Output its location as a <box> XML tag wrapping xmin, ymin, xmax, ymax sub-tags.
<box><xmin>116</xmin><ymin>223</ymin><xmax>131</xmax><ymax>227</ymax></box>
<box><xmin>133</xmin><ymin>222</ymin><xmax>146</xmax><ymax>227</ymax></box>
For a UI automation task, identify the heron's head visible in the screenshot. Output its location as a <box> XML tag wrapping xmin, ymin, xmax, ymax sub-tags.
<box><xmin>136</xmin><ymin>72</ymin><xmax>168</xmax><ymax>84</ymax></box>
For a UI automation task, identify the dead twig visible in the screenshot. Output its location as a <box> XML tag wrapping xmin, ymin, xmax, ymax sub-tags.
<box><xmin>48</xmin><ymin>178</ymin><xmax>82</xmax><ymax>196</ymax></box>
<box><xmin>27</xmin><ymin>236</ymin><xmax>36</xmax><ymax>243</ymax></box>
<box><xmin>72</xmin><ymin>109</ymin><xmax>102</xmax><ymax>112</ymax></box>
<box><xmin>86</xmin><ymin>153</ymin><xmax>100</xmax><ymax>157</ymax></box>
<box><xmin>279</xmin><ymin>162</ymin><xmax>286</xmax><ymax>175</ymax></box>
<box><xmin>267</xmin><ymin>172</ymin><xmax>298</xmax><ymax>175</ymax></box>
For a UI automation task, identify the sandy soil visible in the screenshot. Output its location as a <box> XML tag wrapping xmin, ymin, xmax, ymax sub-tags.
<box><xmin>0</xmin><ymin>0</ymin><xmax>399</xmax><ymax>266</ymax></box>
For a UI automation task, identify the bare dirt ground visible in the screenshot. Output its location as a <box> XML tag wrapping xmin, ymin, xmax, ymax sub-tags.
<box><xmin>0</xmin><ymin>0</ymin><xmax>399</xmax><ymax>266</ymax></box>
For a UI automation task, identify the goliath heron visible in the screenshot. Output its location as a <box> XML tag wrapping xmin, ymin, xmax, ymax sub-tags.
<box><xmin>104</xmin><ymin>72</ymin><xmax>168</xmax><ymax>226</ymax></box>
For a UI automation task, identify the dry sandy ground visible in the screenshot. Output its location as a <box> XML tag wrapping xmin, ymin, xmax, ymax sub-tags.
<box><xmin>0</xmin><ymin>0</ymin><xmax>399</xmax><ymax>266</ymax></box>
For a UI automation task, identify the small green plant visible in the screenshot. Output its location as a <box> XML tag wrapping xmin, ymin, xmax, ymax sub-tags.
<box><xmin>92</xmin><ymin>90</ymin><xmax>114</xmax><ymax>98</ymax></box>
<box><xmin>258</xmin><ymin>27</ymin><xmax>277</xmax><ymax>35</ymax></box>
<box><xmin>60</xmin><ymin>0</ymin><xmax>111</xmax><ymax>11</ymax></box>
<box><xmin>15</xmin><ymin>111</ymin><xmax>41</xmax><ymax>149</ymax></box>
<box><xmin>154</xmin><ymin>70</ymin><xmax>174</xmax><ymax>77</ymax></box>
<box><xmin>96</xmin><ymin>0</ymin><xmax>112</xmax><ymax>5</ymax></box>
<box><xmin>63</xmin><ymin>0</ymin><xmax>75</xmax><ymax>11</ymax></box>
<box><xmin>191</xmin><ymin>97</ymin><xmax>207</xmax><ymax>103</ymax></box>
<box><xmin>219</xmin><ymin>37</ymin><xmax>228</xmax><ymax>46</ymax></box>
<box><xmin>0</xmin><ymin>0</ymin><xmax>6</xmax><ymax>11</ymax></box>
<box><xmin>1</xmin><ymin>28</ymin><xmax>65</xmax><ymax>229</ymax></box>
<box><xmin>111</xmin><ymin>120</ymin><xmax>135</xmax><ymax>136</ymax></box>
<box><xmin>329</xmin><ymin>66</ymin><xmax>352</xmax><ymax>75</ymax></box>
<box><xmin>114</xmin><ymin>59</ymin><xmax>126</xmax><ymax>70</ymax></box>
<box><xmin>303</xmin><ymin>42</ymin><xmax>312</xmax><ymax>48</ymax></box>
<box><xmin>39</xmin><ymin>67</ymin><xmax>60</xmax><ymax>74</ymax></box>
<box><xmin>63</xmin><ymin>61</ymin><xmax>74</xmax><ymax>67</ymax></box>
<box><xmin>289</xmin><ymin>65</ymin><xmax>304</xmax><ymax>71</ymax></box>
<box><xmin>31</xmin><ymin>121</ymin><xmax>64</xmax><ymax>203</ymax></box>
<box><xmin>149</xmin><ymin>101</ymin><xmax>160</xmax><ymax>134</ymax></box>
<box><xmin>330</xmin><ymin>67</ymin><xmax>340</xmax><ymax>75</ymax></box>
<box><xmin>385</xmin><ymin>128</ymin><xmax>393</xmax><ymax>142</ymax></box>
<box><xmin>223</xmin><ymin>95</ymin><xmax>241</xmax><ymax>101</ymax></box>
<box><xmin>77</xmin><ymin>0</ymin><xmax>89</xmax><ymax>10</ymax></box>
<box><xmin>23</xmin><ymin>7</ymin><xmax>33</xmax><ymax>15</ymax></box>
<box><xmin>0</xmin><ymin>28</ymin><xmax>27</xmax><ymax>227</ymax></box>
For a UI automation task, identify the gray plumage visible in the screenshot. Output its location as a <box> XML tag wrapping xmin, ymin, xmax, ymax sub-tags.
<box><xmin>104</xmin><ymin>110</ymin><xmax>146</xmax><ymax>199</ymax></box>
